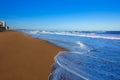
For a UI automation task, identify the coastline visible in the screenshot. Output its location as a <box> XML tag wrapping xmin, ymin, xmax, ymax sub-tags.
<box><xmin>0</xmin><ymin>31</ymin><xmax>66</xmax><ymax>80</ymax></box>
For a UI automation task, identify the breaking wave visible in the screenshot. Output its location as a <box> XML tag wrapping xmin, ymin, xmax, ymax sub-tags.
<box><xmin>20</xmin><ymin>30</ymin><xmax>120</xmax><ymax>40</ymax></box>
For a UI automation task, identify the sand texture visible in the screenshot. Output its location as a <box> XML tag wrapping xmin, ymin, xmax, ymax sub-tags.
<box><xmin>0</xmin><ymin>31</ymin><xmax>65</xmax><ymax>80</ymax></box>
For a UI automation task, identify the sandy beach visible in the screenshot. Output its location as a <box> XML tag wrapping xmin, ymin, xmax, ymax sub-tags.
<box><xmin>0</xmin><ymin>31</ymin><xmax>66</xmax><ymax>80</ymax></box>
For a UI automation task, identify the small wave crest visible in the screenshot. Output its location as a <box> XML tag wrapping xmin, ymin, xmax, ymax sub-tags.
<box><xmin>75</xmin><ymin>41</ymin><xmax>94</xmax><ymax>53</ymax></box>
<box><xmin>48</xmin><ymin>39</ymin><xmax>93</xmax><ymax>53</ymax></box>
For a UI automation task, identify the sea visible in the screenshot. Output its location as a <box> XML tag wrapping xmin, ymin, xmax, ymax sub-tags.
<box><xmin>18</xmin><ymin>29</ymin><xmax>120</xmax><ymax>80</ymax></box>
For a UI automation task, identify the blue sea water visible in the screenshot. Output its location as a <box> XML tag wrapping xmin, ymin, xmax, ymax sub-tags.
<box><xmin>18</xmin><ymin>29</ymin><xmax>120</xmax><ymax>80</ymax></box>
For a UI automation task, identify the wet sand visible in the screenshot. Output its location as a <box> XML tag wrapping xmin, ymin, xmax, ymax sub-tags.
<box><xmin>0</xmin><ymin>31</ymin><xmax>66</xmax><ymax>80</ymax></box>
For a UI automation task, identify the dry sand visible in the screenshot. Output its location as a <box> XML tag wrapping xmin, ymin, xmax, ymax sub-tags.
<box><xmin>0</xmin><ymin>31</ymin><xmax>66</xmax><ymax>80</ymax></box>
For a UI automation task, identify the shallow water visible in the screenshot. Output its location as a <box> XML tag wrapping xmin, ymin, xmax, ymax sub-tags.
<box><xmin>19</xmin><ymin>30</ymin><xmax>120</xmax><ymax>80</ymax></box>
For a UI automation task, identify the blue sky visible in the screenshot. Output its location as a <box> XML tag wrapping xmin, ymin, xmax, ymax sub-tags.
<box><xmin>0</xmin><ymin>0</ymin><xmax>120</xmax><ymax>31</ymax></box>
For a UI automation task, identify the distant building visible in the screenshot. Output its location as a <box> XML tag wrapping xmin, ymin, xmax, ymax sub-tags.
<box><xmin>0</xmin><ymin>21</ymin><xmax>9</xmax><ymax>32</ymax></box>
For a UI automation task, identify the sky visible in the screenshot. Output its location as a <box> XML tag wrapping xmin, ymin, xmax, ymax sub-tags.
<box><xmin>0</xmin><ymin>0</ymin><xmax>120</xmax><ymax>31</ymax></box>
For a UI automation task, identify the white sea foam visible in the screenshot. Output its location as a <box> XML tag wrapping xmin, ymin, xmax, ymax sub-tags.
<box><xmin>25</xmin><ymin>30</ymin><xmax>120</xmax><ymax>40</ymax></box>
<box><xmin>33</xmin><ymin>31</ymin><xmax>120</xmax><ymax>40</ymax></box>
<box><xmin>76</xmin><ymin>41</ymin><xmax>87</xmax><ymax>48</ymax></box>
<box><xmin>28</xmin><ymin>30</ymin><xmax>40</xmax><ymax>34</ymax></box>
<box><xmin>54</xmin><ymin>52</ymin><xmax>89</xmax><ymax>80</ymax></box>
<box><xmin>52</xmin><ymin>52</ymin><xmax>120</xmax><ymax>80</ymax></box>
<box><xmin>76</xmin><ymin>34</ymin><xmax>120</xmax><ymax>40</ymax></box>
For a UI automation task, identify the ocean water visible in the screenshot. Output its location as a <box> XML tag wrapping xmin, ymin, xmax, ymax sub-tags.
<box><xmin>18</xmin><ymin>29</ymin><xmax>120</xmax><ymax>80</ymax></box>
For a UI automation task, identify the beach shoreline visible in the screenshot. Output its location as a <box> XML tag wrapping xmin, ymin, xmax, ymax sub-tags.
<box><xmin>0</xmin><ymin>31</ymin><xmax>66</xmax><ymax>80</ymax></box>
